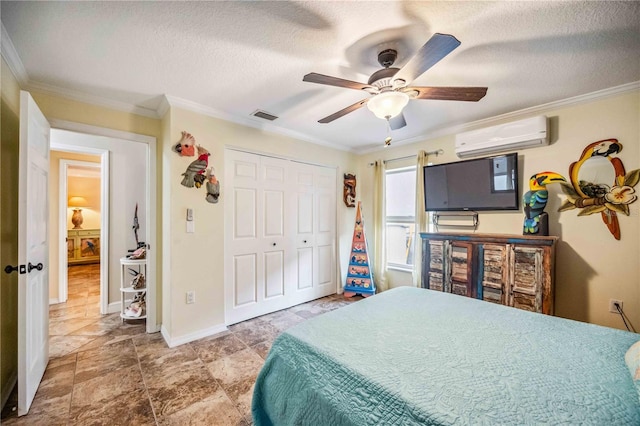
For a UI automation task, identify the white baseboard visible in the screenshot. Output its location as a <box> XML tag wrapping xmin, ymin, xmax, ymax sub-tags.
<box><xmin>1</xmin><ymin>370</ymin><xmax>17</xmax><ymax>411</ymax></box>
<box><xmin>107</xmin><ymin>301</ymin><xmax>120</xmax><ymax>314</ymax></box>
<box><xmin>161</xmin><ymin>323</ymin><xmax>228</xmax><ymax>348</ymax></box>
<box><xmin>49</xmin><ymin>298</ymin><xmax>60</xmax><ymax>305</ymax></box>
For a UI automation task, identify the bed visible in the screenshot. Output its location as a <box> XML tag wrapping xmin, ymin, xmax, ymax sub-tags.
<box><xmin>252</xmin><ymin>287</ymin><xmax>640</xmax><ymax>425</ymax></box>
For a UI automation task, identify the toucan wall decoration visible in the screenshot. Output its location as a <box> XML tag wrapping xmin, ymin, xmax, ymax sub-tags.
<box><xmin>523</xmin><ymin>172</ymin><xmax>566</xmax><ymax>235</ymax></box>
<box><xmin>558</xmin><ymin>139</ymin><xmax>640</xmax><ymax>240</ymax></box>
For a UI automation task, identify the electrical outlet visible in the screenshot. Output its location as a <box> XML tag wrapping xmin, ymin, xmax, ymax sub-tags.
<box><xmin>609</xmin><ymin>299</ymin><xmax>623</xmax><ymax>313</ymax></box>
<box><xmin>186</xmin><ymin>291</ymin><xmax>195</xmax><ymax>304</ymax></box>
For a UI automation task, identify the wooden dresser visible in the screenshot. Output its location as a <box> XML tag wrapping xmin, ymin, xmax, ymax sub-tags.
<box><xmin>420</xmin><ymin>233</ymin><xmax>557</xmax><ymax>314</ymax></box>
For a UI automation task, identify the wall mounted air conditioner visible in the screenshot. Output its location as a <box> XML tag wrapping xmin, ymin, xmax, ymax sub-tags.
<box><xmin>455</xmin><ymin>116</ymin><xmax>548</xmax><ymax>158</ymax></box>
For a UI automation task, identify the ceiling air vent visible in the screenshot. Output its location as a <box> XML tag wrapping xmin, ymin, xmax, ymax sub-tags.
<box><xmin>251</xmin><ymin>110</ymin><xmax>278</xmax><ymax>121</ymax></box>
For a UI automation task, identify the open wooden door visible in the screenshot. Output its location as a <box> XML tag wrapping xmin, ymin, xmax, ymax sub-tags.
<box><xmin>17</xmin><ymin>91</ymin><xmax>50</xmax><ymax>415</ymax></box>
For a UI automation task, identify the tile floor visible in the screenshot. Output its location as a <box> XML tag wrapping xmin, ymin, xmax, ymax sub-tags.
<box><xmin>1</xmin><ymin>264</ymin><xmax>360</xmax><ymax>425</ymax></box>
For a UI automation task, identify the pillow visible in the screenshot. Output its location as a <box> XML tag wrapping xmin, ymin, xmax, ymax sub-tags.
<box><xmin>626</xmin><ymin>340</ymin><xmax>640</xmax><ymax>380</ymax></box>
<box><xmin>625</xmin><ymin>340</ymin><xmax>640</xmax><ymax>403</ymax></box>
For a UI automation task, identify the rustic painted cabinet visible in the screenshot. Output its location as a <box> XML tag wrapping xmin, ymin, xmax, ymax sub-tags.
<box><xmin>67</xmin><ymin>229</ymin><xmax>101</xmax><ymax>265</ymax></box>
<box><xmin>420</xmin><ymin>233</ymin><xmax>557</xmax><ymax>315</ymax></box>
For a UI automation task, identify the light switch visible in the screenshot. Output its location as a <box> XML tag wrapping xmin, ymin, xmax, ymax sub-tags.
<box><xmin>186</xmin><ymin>221</ymin><xmax>195</xmax><ymax>233</ymax></box>
<box><xmin>186</xmin><ymin>208</ymin><xmax>193</xmax><ymax>221</ymax></box>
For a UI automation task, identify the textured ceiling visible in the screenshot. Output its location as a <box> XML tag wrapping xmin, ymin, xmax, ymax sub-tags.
<box><xmin>2</xmin><ymin>1</ymin><xmax>639</xmax><ymax>152</ymax></box>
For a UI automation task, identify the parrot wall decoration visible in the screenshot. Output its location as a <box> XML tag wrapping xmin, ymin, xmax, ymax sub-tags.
<box><xmin>173</xmin><ymin>131</ymin><xmax>196</xmax><ymax>157</ymax></box>
<box><xmin>174</xmin><ymin>132</ymin><xmax>222</xmax><ymax>203</ymax></box>
<box><xmin>523</xmin><ymin>171</ymin><xmax>566</xmax><ymax>235</ymax></box>
<box><xmin>559</xmin><ymin>139</ymin><xmax>640</xmax><ymax>240</ymax></box>
<box><xmin>205</xmin><ymin>168</ymin><xmax>220</xmax><ymax>204</ymax></box>
<box><xmin>180</xmin><ymin>145</ymin><xmax>210</xmax><ymax>188</ymax></box>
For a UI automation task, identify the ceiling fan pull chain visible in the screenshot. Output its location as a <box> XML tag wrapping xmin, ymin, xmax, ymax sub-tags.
<box><xmin>384</xmin><ymin>116</ymin><xmax>392</xmax><ymax>147</ymax></box>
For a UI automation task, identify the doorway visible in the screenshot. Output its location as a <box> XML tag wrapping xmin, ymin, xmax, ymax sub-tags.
<box><xmin>48</xmin><ymin>121</ymin><xmax>158</xmax><ymax>337</ymax></box>
<box><xmin>48</xmin><ymin>155</ymin><xmax>106</xmax><ymax>350</ymax></box>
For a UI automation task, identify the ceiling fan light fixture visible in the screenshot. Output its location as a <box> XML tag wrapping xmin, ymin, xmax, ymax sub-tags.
<box><xmin>367</xmin><ymin>91</ymin><xmax>409</xmax><ymax>120</ymax></box>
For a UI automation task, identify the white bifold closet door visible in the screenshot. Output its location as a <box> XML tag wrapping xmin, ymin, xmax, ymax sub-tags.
<box><xmin>289</xmin><ymin>162</ymin><xmax>336</xmax><ymax>306</ymax></box>
<box><xmin>224</xmin><ymin>150</ymin><xmax>336</xmax><ymax>325</ymax></box>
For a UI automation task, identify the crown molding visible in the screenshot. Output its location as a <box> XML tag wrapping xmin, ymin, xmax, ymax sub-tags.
<box><xmin>359</xmin><ymin>81</ymin><xmax>640</xmax><ymax>155</ymax></box>
<box><xmin>164</xmin><ymin>95</ymin><xmax>350</xmax><ymax>152</ymax></box>
<box><xmin>1</xmin><ymin>23</ymin><xmax>28</xmax><ymax>86</ymax></box>
<box><xmin>25</xmin><ymin>80</ymin><xmax>160</xmax><ymax>119</ymax></box>
<box><xmin>156</xmin><ymin>95</ymin><xmax>171</xmax><ymax>118</ymax></box>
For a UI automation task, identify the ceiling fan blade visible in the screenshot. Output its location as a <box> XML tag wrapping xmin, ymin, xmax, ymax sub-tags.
<box><xmin>389</xmin><ymin>112</ymin><xmax>407</xmax><ymax>130</ymax></box>
<box><xmin>392</xmin><ymin>33</ymin><xmax>461</xmax><ymax>86</ymax></box>
<box><xmin>318</xmin><ymin>98</ymin><xmax>369</xmax><ymax>123</ymax></box>
<box><xmin>406</xmin><ymin>86</ymin><xmax>488</xmax><ymax>102</ymax></box>
<box><xmin>304</xmin><ymin>73</ymin><xmax>374</xmax><ymax>91</ymax></box>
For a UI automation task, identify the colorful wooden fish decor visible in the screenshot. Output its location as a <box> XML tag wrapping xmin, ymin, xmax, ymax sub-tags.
<box><xmin>344</xmin><ymin>202</ymin><xmax>375</xmax><ymax>298</ymax></box>
<box><xmin>558</xmin><ymin>139</ymin><xmax>640</xmax><ymax>240</ymax></box>
<box><xmin>523</xmin><ymin>172</ymin><xmax>566</xmax><ymax>235</ymax></box>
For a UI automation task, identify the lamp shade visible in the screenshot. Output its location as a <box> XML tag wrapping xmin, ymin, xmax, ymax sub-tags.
<box><xmin>68</xmin><ymin>196</ymin><xmax>88</xmax><ymax>208</ymax></box>
<box><xmin>367</xmin><ymin>91</ymin><xmax>410</xmax><ymax>119</ymax></box>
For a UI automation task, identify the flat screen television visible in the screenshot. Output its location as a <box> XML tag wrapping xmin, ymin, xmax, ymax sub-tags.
<box><xmin>424</xmin><ymin>153</ymin><xmax>519</xmax><ymax>211</ymax></box>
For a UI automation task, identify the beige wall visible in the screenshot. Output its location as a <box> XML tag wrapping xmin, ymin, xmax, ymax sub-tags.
<box><xmin>162</xmin><ymin>106</ymin><xmax>357</xmax><ymax>341</ymax></box>
<box><xmin>48</xmin><ymin>151</ymin><xmax>101</xmax><ymax>302</ymax></box>
<box><xmin>1</xmin><ymin>57</ymin><xmax>21</xmax><ymax>406</ymax></box>
<box><xmin>357</xmin><ymin>90</ymin><xmax>640</xmax><ymax>330</ymax></box>
<box><xmin>66</xmin><ymin>176</ymin><xmax>101</xmax><ymax>230</ymax></box>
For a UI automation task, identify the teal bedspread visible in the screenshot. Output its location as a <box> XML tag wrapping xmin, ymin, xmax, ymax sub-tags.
<box><xmin>252</xmin><ymin>287</ymin><xmax>640</xmax><ymax>425</ymax></box>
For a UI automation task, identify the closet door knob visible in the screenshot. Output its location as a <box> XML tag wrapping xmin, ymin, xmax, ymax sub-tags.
<box><xmin>272</xmin><ymin>243</ymin><xmax>276</xmax><ymax>246</ymax></box>
<box><xmin>303</xmin><ymin>240</ymin><xmax>307</xmax><ymax>243</ymax></box>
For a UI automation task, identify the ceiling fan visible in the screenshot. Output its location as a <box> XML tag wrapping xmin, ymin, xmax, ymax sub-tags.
<box><xmin>303</xmin><ymin>33</ymin><xmax>487</xmax><ymax>143</ymax></box>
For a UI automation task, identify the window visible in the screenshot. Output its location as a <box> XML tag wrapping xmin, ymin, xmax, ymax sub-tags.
<box><xmin>385</xmin><ymin>166</ymin><xmax>416</xmax><ymax>270</ymax></box>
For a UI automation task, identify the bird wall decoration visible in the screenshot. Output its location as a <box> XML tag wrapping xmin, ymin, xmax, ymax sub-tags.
<box><xmin>558</xmin><ymin>139</ymin><xmax>640</xmax><ymax>240</ymax></box>
<box><xmin>523</xmin><ymin>172</ymin><xmax>566</xmax><ymax>235</ymax></box>
<box><xmin>205</xmin><ymin>167</ymin><xmax>220</xmax><ymax>204</ymax></box>
<box><xmin>181</xmin><ymin>145</ymin><xmax>210</xmax><ymax>188</ymax></box>
<box><xmin>174</xmin><ymin>131</ymin><xmax>196</xmax><ymax>157</ymax></box>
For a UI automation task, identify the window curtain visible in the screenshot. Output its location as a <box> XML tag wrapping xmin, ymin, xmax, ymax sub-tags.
<box><xmin>412</xmin><ymin>150</ymin><xmax>429</xmax><ymax>287</ymax></box>
<box><xmin>372</xmin><ymin>160</ymin><xmax>389</xmax><ymax>292</ymax></box>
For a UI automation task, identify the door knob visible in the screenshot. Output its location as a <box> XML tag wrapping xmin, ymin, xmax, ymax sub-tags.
<box><xmin>303</xmin><ymin>240</ymin><xmax>307</xmax><ymax>243</ymax></box>
<box><xmin>28</xmin><ymin>262</ymin><xmax>43</xmax><ymax>273</ymax></box>
<box><xmin>272</xmin><ymin>243</ymin><xmax>277</xmax><ymax>246</ymax></box>
<box><xmin>4</xmin><ymin>265</ymin><xmax>18</xmax><ymax>274</ymax></box>
<box><xmin>4</xmin><ymin>264</ymin><xmax>26</xmax><ymax>274</ymax></box>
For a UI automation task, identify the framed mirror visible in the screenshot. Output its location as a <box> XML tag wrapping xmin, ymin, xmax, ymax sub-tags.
<box><xmin>559</xmin><ymin>139</ymin><xmax>639</xmax><ymax>240</ymax></box>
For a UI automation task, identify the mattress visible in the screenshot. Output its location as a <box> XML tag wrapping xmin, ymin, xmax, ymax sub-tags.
<box><xmin>252</xmin><ymin>287</ymin><xmax>640</xmax><ymax>425</ymax></box>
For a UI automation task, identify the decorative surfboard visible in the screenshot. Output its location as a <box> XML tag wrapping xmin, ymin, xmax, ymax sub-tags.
<box><xmin>344</xmin><ymin>201</ymin><xmax>375</xmax><ymax>297</ymax></box>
